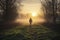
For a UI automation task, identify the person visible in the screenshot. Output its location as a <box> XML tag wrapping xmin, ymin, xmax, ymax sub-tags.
<box><xmin>29</xmin><ymin>18</ymin><xmax>32</xmax><ymax>25</ymax></box>
<box><xmin>29</xmin><ymin>18</ymin><xmax>32</xmax><ymax>33</ymax></box>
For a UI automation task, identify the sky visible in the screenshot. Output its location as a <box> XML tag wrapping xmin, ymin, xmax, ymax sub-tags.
<box><xmin>20</xmin><ymin>0</ymin><xmax>41</xmax><ymax>14</ymax></box>
<box><xmin>16</xmin><ymin>0</ymin><xmax>44</xmax><ymax>18</ymax></box>
<box><xmin>15</xmin><ymin>0</ymin><xmax>45</xmax><ymax>25</ymax></box>
<box><xmin>22</xmin><ymin>0</ymin><xmax>40</xmax><ymax>4</ymax></box>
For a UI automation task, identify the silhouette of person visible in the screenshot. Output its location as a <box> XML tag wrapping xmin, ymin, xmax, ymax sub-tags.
<box><xmin>29</xmin><ymin>18</ymin><xmax>32</xmax><ymax>25</ymax></box>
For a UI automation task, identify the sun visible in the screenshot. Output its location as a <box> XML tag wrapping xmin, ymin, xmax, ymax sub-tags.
<box><xmin>31</xmin><ymin>12</ymin><xmax>37</xmax><ymax>17</ymax></box>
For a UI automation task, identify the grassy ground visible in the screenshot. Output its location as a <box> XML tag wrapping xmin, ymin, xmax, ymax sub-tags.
<box><xmin>0</xmin><ymin>24</ymin><xmax>59</xmax><ymax>40</ymax></box>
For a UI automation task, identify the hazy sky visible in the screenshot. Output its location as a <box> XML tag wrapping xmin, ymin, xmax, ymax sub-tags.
<box><xmin>15</xmin><ymin>0</ymin><xmax>46</xmax><ymax>24</ymax></box>
<box><xmin>20</xmin><ymin>0</ymin><xmax>41</xmax><ymax>14</ymax></box>
<box><xmin>16</xmin><ymin>0</ymin><xmax>44</xmax><ymax>19</ymax></box>
<box><xmin>22</xmin><ymin>0</ymin><xmax>40</xmax><ymax>4</ymax></box>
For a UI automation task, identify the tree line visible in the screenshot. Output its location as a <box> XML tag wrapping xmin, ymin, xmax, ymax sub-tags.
<box><xmin>40</xmin><ymin>0</ymin><xmax>60</xmax><ymax>24</ymax></box>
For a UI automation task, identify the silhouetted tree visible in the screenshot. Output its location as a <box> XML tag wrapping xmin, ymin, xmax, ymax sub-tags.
<box><xmin>3</xmin><ymin>0</ymin><xmax>17</xmax><ymax>22</ymax></box>
<box><xmin>40</xmin><ymin>0</ymin><xmax>58</xmax><ymax>24</ymax></box>
<box><xmin>0</xmin><ymin>0</ymin><xmax>6</xmax><ymax>22</ymax></box>
<box><xmin>57</xmin><ymin>0</ymin><xmax>60</xmax><ymax>21</ymax></box>
<box><xmin>40</xmin><ymin>0</ymin><xmax>53</xmax><ymax>23</ymax></box>
<box><xmin>52</xmin><ymin>0</ymin><xmax>57</xmax><ymax>24</ymax></box>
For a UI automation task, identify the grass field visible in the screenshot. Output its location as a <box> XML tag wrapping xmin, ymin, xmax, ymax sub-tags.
<box><xmin>0</xmin><ymin>24</ymin><xmax>59</xmax><ymax>40</ymax></box>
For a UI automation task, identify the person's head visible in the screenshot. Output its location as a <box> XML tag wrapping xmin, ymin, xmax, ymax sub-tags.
<box><xmin>30</xmin><ymin>17</ymin><xmax>31</xmax><ymax>19</ymax></box>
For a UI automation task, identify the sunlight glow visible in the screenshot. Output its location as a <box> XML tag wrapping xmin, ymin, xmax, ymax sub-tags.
<box><xmin>15</xmin><ymin>0</ymin><xmax>46</xmax><ymax>25</ymax></box>
<box><xmin>31</xmin><ymin>12</ymin><xmax>38</xmax><ymax>17</ymax></box>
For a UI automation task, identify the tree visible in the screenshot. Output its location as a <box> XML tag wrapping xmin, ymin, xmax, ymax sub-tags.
<box><xmin>52</xmin><ymin>0</ymin><xmax>57</xmax><ymax>24</ymax></box>
<box><xmin>40</xmin><ymin>0</ymin><xmax>58</xmax><ymax>24</ymax></box>
<box><xmin>3</xmin><ymin>0</ymin><xmax>22</xmax><ymax>23</ymax></box>
<box><xmin>57</xmin><ymin>0</ymin><xmax>60</xmax><ymax>20</ymax></box>
<box><xmin>0</xmin><ymin>0</ymin><xmax>6</xmax><ymax>22</ymax></box>
<box><xmin>3</xmin><ymin>0</ymin><xmax>17</xmax><ymax>22</ymax></box>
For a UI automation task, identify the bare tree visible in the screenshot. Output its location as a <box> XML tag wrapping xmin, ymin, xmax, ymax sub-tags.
<box><xmin>40</xmin><ymin>0</ymin><xmax>58</xmax><ymax>24</ymax></box>
<box><xmin>0</xmin><ymin>0</ymin><xmax>6</xmax><ymax>22</ymax></box>
<box><xmin>57</xmin><ymin>0</ymin><xmax>60</xmax><ymax>20</ymax></box>
<box><xmin>52</xmin><ymin>0</ymin><xmax>57</xmax><ymax>24</ymax></box>
<box><xmin>3</xmin><ymin>0</ymin><xmax>22</xmax><ymax>23</ymax></box>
